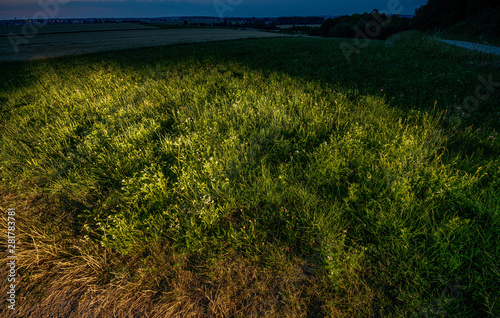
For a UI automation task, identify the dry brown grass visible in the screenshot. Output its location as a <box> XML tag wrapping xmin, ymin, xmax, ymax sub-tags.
<box><xmin>0</xmin><ymin>189</ymin><xmax>347</xmax><ymax>318</ymax></box>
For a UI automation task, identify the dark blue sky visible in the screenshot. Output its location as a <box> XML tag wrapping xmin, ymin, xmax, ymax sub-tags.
<box><xmin>0</xmin><ymin>0</ymin><xmax>427</xmax><ymax>20</ymax></box>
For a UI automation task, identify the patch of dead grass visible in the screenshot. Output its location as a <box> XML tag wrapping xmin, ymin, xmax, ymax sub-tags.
<box><xmin>0</xmin><ymin>189</ymin><xmax>322</xmax><ymax>317</ymax></box>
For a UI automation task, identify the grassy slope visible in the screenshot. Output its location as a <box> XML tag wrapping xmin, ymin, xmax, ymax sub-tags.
<box><xmin>0</xmin><ymin>33</ymin><xmax>499</xmax><ymax>317</ymax></box>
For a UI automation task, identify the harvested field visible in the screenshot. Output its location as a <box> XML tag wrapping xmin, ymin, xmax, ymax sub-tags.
<box><xmin>0</xmin><ymin>27</ymin><xmax>287</xmax><ymax>62</ymax></box>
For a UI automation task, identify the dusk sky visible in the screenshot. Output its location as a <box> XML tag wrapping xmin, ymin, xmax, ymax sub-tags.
<box><xmin>0</xmin><ymin>0</ymin><xmax>427</xmax><ymax>20</ymax></box>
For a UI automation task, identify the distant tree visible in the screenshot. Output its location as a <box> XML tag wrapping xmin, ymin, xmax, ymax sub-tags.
<box><xmin>307</xmin><ymin>27</ymin><xmax>322</xmax><ymax>36</ymax></box>
<box><xmin>319</xmin><ymin>11</ymin><xmax>410</xmax><ymax>39</ymax></box>
<box><xmin>320</xmin><ymin>18</ymin><xmax>336</xmax><ymax>37</ymax></box>
<box><xmin>276</xmin><ymin>16</ymin><xmax>324</xmax><ymax>25</ymax></box>
<box><xmin>329</xmin><ymin>23</ymin><xmax>355</xmax><ymax>38</ymax></box>
<box><xmin>183</xmin><ymin>20</ymin><xmax>188</xmax><ymax>26</ymax></box>
<box><xmin>414</xmin><ymin>0</ymin><xmax>500</xmax><ymax>31</ymax></box>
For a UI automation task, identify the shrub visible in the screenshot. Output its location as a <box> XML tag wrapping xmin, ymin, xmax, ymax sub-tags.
<box><xmin>328</xmin><ymin>23</ymin><xmax>355</xmax><ymax>38</ymax></box>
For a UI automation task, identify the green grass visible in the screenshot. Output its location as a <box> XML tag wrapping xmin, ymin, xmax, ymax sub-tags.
<box><xmin>1</xmin><ymin>32</ymin><xmax>499</xmax><ymax>317</ymax></box>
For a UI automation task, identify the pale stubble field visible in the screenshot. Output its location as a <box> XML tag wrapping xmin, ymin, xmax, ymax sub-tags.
<box><xmin>0</xmin><ymin>24</ymin><xmax>287</xmax><ymax>62</ymax></box>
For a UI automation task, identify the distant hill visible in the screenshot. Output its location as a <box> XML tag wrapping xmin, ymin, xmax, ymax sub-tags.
<box><xmin>276</xmin><ymin>16</ymin><xmax>325</xmax><ymax>25</ymax></box>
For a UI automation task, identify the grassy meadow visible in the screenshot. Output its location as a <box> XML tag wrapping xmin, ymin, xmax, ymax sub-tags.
<box><xmin>1</xmin><ymin>32</ymin><xmax>499</xmax><ymax>317</ymax></box>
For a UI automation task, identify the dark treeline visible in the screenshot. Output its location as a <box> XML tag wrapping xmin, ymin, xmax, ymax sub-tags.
<box><xmin>276</xmin><ymin>16</ymin><xmax>325</xmax><ymax>25</ymax></box>
<box><xmin>413</xmin><ymin>0</ymin><xmax>500</xmax><ymax>38</ymax></box>
<box><xmin>319</xmin><ymin>11</ymin><xmax>411</xmax><ymax>39</ymax></box>
<box><xmin>146</xmin><ymin>1</ymin><xmax>500</xmax><ymax>40</ymax></box>
<box><xmin>314</xmin><ymin>0</ymin><xmax>500</xmax><ymax>41</ymax></box>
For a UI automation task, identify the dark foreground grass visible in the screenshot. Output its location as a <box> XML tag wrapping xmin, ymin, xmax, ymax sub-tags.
<box><xmin>0</xmin><ymin>32</ymin><xmax>499</xmax><ymax>317</ymax></box>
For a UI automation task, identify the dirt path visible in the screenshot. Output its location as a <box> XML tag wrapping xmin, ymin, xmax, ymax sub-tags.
<box><xmin>0</xmin><ymin>28</ymin><xmax>288</xmax><ymax>62</ymax></box>
<box><xmin>438</xmin><ymin>39</ymin><xmax>500</xmax><ymax>56</ymax></box>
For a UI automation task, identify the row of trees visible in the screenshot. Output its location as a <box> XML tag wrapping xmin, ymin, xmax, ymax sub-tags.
<box><xmin>154</xmin><ymin>1</ymin><xmax>499</xmax><ymax>40</ymax></box>
<box><xmin>318</xmin><ymin>11</ymin><xmax>411</xmax><ymax>40</ymax></box>
<box><xmin>413</xmin><ymin>0</ymin><xmax>500</xmax><ymax>30</ymax></box>
<box><xmin>314</xmin><ymin>0</ymin><xmax>499</xmax><ymax>41</ymax></box>
<box><xmin>276</xmin><ymin>16</ymin><xmax>324</xmax><ymax>25</ymax></box>
<box><xmin>413</xmin><ymin>0</ymin><xmax>500</xmax><ymax>37</ymax></box>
